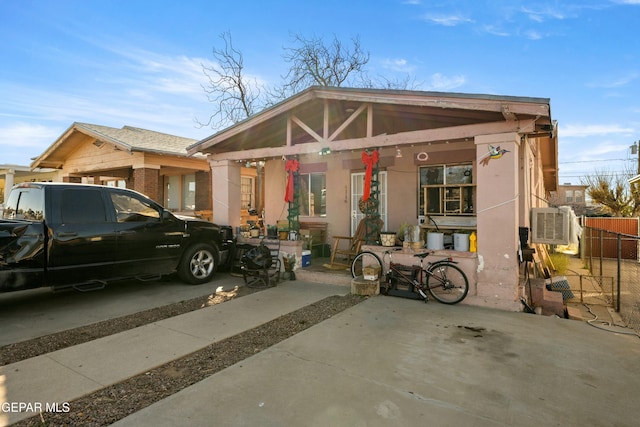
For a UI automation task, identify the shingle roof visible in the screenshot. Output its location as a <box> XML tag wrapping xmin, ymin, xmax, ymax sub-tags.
<box><xmin>76</xmin><ymin>123</ymin><xmax>198</xmax><ymax>157</ymax></box>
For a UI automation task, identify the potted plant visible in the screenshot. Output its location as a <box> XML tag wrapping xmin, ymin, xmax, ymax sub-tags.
<box><xmin>397</xmin><ymin>222</ymin><xmax>423</xmax><ymax>249</ymax></box>
<box><xmin>397</xmin><ymin>222</ymin><xmax>411</xmax><ymax>243</ymax></box>
<box><xmin>278</xmin><ymin>227</ymin><xmax>289</xmax><ymax>240</ymax></box>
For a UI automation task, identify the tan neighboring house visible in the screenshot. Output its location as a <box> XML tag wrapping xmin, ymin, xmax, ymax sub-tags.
<box><xmin>189</xmin><ymin>86</ymin><xmax>559</xmax><ymax>311</ymax></box>
<box><xmin>1</xmin><ymin>165</ymin><xmax>61</xmax><ymax>204</ymax></box>
<box><xmin>29</xmin><ymin>123</ymin><xmax>218</xmax><ymax>218</ymax></box>
<box><xmin>549</xmin><ymin>183</ymin><xmax>588</xmax><ymax>215</ymax></box>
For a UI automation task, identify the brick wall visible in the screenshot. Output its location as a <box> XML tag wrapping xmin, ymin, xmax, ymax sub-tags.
<box><xmin>132</xmin><ymin>168</ymin><xmax>160</xmax><ymax>202</ymax></box>
<box><xmin>195</xmin><ymin>170</ymin><xmax>212</xmax><ymax>211</ymax></box>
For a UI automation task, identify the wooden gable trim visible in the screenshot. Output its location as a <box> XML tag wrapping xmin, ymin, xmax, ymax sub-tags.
<box><xmin>289</xmin><ymin>102</ymin><xmax>370</xmax><ymax>145</ymax></box>
<box><xmin>207</xmin><ymin>119</ymin><xmax>535</xmax><ymax>162</ymax></box>
<box><xmin>311</xmin><ymin>87</ymin><xmax>550</xmax><ymax>118</ymax></box>
<box><xmin>189</xmin><ymin>88</ymin><xmax>551</xmax><ymax>156</ymax></box>
<box><xmin>192</xmin><ymin>90</ymin><xmax>317</xmax><ymax>153</ymax></box>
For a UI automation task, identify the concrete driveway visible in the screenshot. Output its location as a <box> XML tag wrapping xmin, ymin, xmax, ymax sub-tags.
<box><xmin>113</xmin><ymin>289</ymin><xmax>640</xmax><ymax>427</ymax></box>
<box><xmin>0</xmin><ymin>274</ymin><xmax>245</xmax><ymax>346</ymax></box>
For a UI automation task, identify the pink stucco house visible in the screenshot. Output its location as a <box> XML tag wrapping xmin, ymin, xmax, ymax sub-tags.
<box><xmin>188</xmin><ymin>86</ymin><xmax>558</xmax><ymax>311</ymax></box>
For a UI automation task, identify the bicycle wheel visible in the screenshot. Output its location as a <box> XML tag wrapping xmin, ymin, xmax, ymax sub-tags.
<box><xmin>351</xmin><ymin>251</ymin><xmax>383</xmax><ymax>279</ymax></box>
<box><xmin>425</xmin><ymin>262</ymin><xmax>469</xmax><ymax>304</ymax></box>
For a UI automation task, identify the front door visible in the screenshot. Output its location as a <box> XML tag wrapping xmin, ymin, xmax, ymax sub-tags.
<box><xmin>350</xmin><ymin>171</ymin><xmax>387</xmax><ymax>234</ymax></box>
<box><xmin>108</xmin><ymin>189</ymin><xmax>184</xmax><ymax>277</ymax></box>
<box><xmin>47</xmin><ymin>186</ymin><xmax>117</xmax><ymax>286</ymax></box>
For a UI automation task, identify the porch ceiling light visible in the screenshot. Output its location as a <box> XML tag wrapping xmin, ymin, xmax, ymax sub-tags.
<box><xmin>396</xmin><ymin>148</ymin><xmax>402</xmax><ymax>158</ymax></box>
<box><xmin>318</xmin><ymin>147</ymin><xmax>332</xmax><ymax>156</ymax></box>
<box><xmin>416</xmin><ymin>151</ymin><xmax>429</xmax><ymax>161</ymax></box>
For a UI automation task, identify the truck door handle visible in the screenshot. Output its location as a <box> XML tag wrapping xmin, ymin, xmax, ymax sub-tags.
<box><xmin>57</xmin><ymin>232</ymin><xmax>78</xmax><ymax>237</ymax></box>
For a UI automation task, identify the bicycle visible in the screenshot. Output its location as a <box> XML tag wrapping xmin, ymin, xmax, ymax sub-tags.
<box><xmin>351</xmin><ymin>248</ymin><xmax>469</xmax><ymax>304</ymax></box>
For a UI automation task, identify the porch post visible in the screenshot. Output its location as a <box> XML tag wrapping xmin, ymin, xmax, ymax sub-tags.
<box><xmin>3</xmin><ymin>169</ymin><xmax>14</xmax><ymax>203</ymax></box>
<box><xmin>474</xmin><ymin>132</ymin><xmax>522</xmax><ymax>311</ymax></box>
<box><xmin>131</xmin><ymin>167</ymin><xmax>161</xmax><ymax>203</ymax></box>
<box><xmin>209</xmin><ymin>159</ymin><xmax>241</xmax><ymax>230</ymax></box>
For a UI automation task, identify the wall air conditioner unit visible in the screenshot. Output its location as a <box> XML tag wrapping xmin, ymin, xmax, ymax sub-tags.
<box><xmin>530</xmin><ymin>207</ymin><xmax>570</xmax><ymax>245</ymax></box>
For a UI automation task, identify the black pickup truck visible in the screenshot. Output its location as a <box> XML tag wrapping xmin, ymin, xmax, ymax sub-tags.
<box><xmin>0</xmin><ymin>182</ymin><xmax>233</xmax><ymax>293</ymax></box>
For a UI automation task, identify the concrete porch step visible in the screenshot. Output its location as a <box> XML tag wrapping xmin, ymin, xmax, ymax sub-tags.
<box><xmin>294</xmin><ymin>267</ymin><xmax>352</xmax><ymax>286</ymax></box>
<box><xmin>528</xmin><ymin>277</ymin><xmax>565</xmax><ymax>317</ymax></box>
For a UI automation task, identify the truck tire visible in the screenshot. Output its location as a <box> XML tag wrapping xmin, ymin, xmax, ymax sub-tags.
<box><xmin>178</xmin><ymin>243</ymin><xmax>218</xmax><ymax>284</ymax></box>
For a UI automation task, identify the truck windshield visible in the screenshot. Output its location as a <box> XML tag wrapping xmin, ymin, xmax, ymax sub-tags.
<box><xmin>2</xmin><ymin>187</ymin><xmax>45</xmax><ymax>221</ymax></box>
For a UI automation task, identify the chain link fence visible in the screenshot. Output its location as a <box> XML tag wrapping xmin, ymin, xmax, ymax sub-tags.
<box><xmin>582</xmin><ymin>227</ymin><xmax>640</xmax><ymax>334</ymax></box>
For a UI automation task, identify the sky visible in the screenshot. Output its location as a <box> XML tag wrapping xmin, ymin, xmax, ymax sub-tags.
<box><xmin>1</xmin><ymin>0</ymin><xmax>639</xmax><ymax>185</ymax></box>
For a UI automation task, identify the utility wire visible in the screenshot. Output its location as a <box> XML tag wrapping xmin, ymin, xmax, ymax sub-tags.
<box><xmin>559</xmin><ymin>158</ymin><xmax>631</xmax><ymax>164</ymax></box>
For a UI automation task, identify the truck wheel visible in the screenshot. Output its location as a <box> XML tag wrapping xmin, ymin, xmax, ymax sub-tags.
<box><xmin>179</xmin><ymin>243</ymin><xmax>218</xmax><ymax>284</ymax></box>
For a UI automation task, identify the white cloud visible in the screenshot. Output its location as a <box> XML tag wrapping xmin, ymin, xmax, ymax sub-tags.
<box><xmin>0</xmin><ymin>122</ymin><xmax>62</xmax><ymax>165</ymax></box>
<box><xmin>561</xmin><ymin>123</ymin><xmax>635</xmax><ymax>138</ymax></box>
<box><xmin>587</xmin><ymin>73</ymin><xmax>639</xmax><ymax>88</ymax></box>
<box><xmin>0</xmin><ymin>44</ymin><xmax>227</xmax><ymax>131</ymax></box>
<box><xmin>570</xmin><ymin>141</ymin><xmax>631</xmax><ymax>156</ymax></box>
<box><xmin>421</xmin><ymin>14</ymin><xmax>473</xmax><ymax>27</ymax></box>
<box><xmin>93</xmin><ymin>48</ymin><xmax>213</xmax><ymax>101</ymax></box>
<box><xmin>524</xmin><ymin>30</ymin><xmax>544</xmax><ymax>40</ymax></box>
<box><xmin>521</xmin><ymin>6</ymin><xmax>568</xmax><ymax>22</ymax></box>
<box><xmin>428</xmin><ymin>73</ymin><xmax>466</xmax><ymax>90</ymax></box>
<box><xmin>482</xmin><ymin>25</ymin><xmax>510</xmax><ymax>37</ymax></box>
<box><xmin>381</xmin><ymin>58</ymin><xmax>416</xmax><ymax>73</ymax></box>
<box><xmin>0</xmin><ymin>123</ymin><xmax>59</xmax><ymax>148</ymax></box>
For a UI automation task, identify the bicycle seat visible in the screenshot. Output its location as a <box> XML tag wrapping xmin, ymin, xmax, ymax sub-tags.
<box><xmin>413</xmin><ymin>251</ymin><xmax>432</xmax><ymax>259</ymax></box>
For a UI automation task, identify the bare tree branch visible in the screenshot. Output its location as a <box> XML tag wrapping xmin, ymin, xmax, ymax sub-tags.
<box><xmin>280</xmin><ymin>33</ymin><xmax>370</xmax><ymax>95</ymax></box>
<box><xmin>195</xmin><ymin>31</ymin><xmax>263</xmax><ymax>130</ymax></box>
<box><xmin>359</xmin><ymin>73</ymin><xmax>422</xmax><ymax>90</ymax></box>
<box><xmin>198</xmin><ymin>31</ymin><xmax>420</xmax><ymax>127</ymax></box>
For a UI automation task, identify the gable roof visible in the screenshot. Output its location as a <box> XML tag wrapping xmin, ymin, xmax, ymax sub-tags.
<box><xmin>188</xmin><ymin>86</ymin><xmax>558</xmax><ymax>191</ymax></box>
<box><xmin>31</xmin><ymin>123</ymin><xmax>199</xmax><ymax>169</ymax></box>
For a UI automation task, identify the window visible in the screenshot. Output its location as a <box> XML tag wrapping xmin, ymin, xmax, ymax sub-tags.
<box><xmin>299</xmin><ymin>173</ymin><xmax>326</xmax><ymax>217</ymax></box>
<box><xmin>61</xmin><ymin>189</ymin><xmax>107</xmax><ymax>223</ymax></box>
<box><xmin>182</xmin><ymin>175</ymin><xmax>195</xmax><ymax>210</ymax></box>
<box><xmin>110</xmin><ymin>192</ymin><xmax>160</xmax><ymax>222</ymax></box>
<box><xmin>565</xmin><ymin>190</ymin><xmax>574</xmax><ymax>203</ymax></box>
<box><xmin>105</xmin><ymin>179</ymin><xmax>126</xmax><ymax>188</ymax></box>
<box><xmin>574</xmin><ymin>190</ymin><xmax>583</xmax><ymax>203</ymax></box>
<box><xmin>241</xmin><ymin>176</ymin><xmax>255</xmax><ymax>210</ymax></box>
<box><xmin>164</xmin><ymin>174</ymin><xmax>195</xmax><ymax>211</ymax></box>
<box><xmin>2</xmin><ymin>187</ymin><xmax>44</xmax><ymax>220</ymax></box>
<box><xmin>419</xmin><ymin>164</ymin><xmax>475</xmax><ymax>216</ymax></box>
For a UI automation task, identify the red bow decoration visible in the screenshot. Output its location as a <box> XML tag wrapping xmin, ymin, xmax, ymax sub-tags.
<box><xmin>284</xmin><ymin>159</ymin><xmax>299</xmax><ymax>203</ymax></box>
<box><xmin>361</xmin><ymin>150</ymin><xmax>379</xmax><ymax>201</ymax></box>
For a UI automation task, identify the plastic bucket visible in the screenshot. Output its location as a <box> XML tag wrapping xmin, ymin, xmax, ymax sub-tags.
<box><xmin>454</xmin><ymin>233</ymin><xmax>470</xmax><ymax>251</ymax></box>
<box><xmin>427</xmin><ymin>232</ymin><xmax>444</xmax><ymax>250</ymax></box>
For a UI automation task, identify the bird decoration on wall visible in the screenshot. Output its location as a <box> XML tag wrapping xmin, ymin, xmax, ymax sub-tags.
<box><xmin>479</xmin><ymin>145</ymin><xmax>509</xmax><ymax>166</ymax></box>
